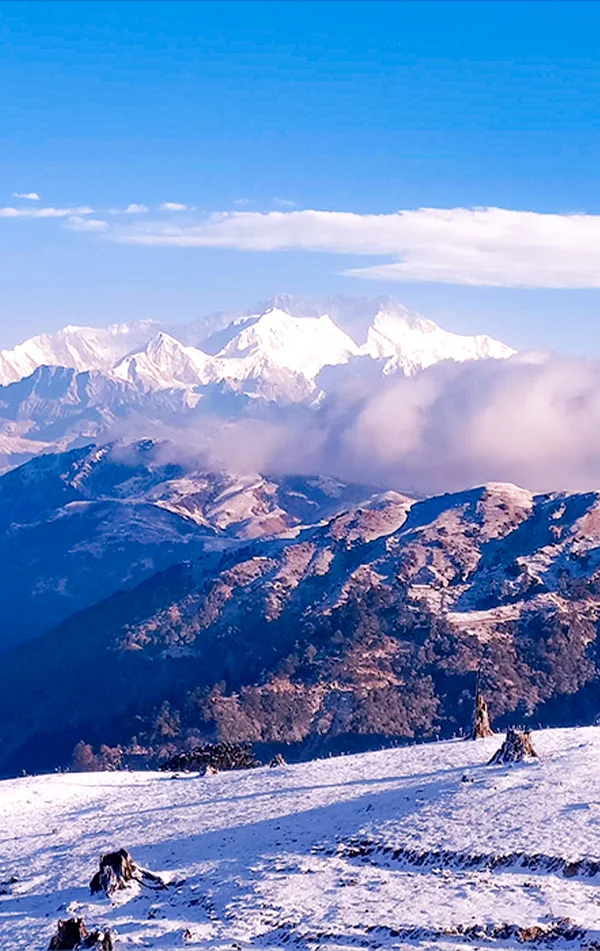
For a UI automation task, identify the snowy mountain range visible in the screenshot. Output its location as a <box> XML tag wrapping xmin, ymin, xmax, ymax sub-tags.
<box><xmin>6</xmin><ymin>298</ymin><xmax>584</xmax><ymax>780</ymax></box>
<box><xmin>0</xmin><ymin>297</ymin><xmax>514</xmax><ymax>471</ymax></box>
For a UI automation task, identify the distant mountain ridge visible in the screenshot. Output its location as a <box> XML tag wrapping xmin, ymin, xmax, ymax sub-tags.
<box><xmin>0</xmin><ymin>297</ymin><xmax>513</xmax><ymax>390</ymax></box>
<box><xmin>0</xmin><ymin>296</ymin><xmax>515</xmax><ymax>472</ymax></box>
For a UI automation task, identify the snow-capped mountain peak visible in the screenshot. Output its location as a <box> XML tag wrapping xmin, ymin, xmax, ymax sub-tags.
<box><xmin>214</xmin><ymin>307</ymin><xmax>361</xmax><ymax>380</ymax></box>
<box><xmin>0</xmin><ymin>297</ymin><xmax>518</xmax><ymax>471</ymax></box>
<box><xmin>113</xmin><ymin>332</ymin><xmax>212</xmax><ymax>390</ymax></box>
<box><xmin>0</xmin><ymin>320</ymin><xmax>161</xmax><ymax>386</ymax></box>
<box><xmin>0</xmin><ymin>298</ymin><xmax>515</xmax><ymax>393</ymax></box>
<box><xmin>363</xmin><ymin>304</ymin><xmax>515</xmax><ymax>373</ymax></box>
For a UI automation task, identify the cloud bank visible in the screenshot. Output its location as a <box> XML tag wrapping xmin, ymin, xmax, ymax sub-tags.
<box><xmin>151</xmin><ymin>352</ymin><xmax>600</xmax><ymax>497</ymax></box>
<box><xmin>328</xmin><ymin>353</ymin><xmax>600</xmax><ymax>494</ymax></box>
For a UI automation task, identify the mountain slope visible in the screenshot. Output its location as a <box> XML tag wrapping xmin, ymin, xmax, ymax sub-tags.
<box><xmin>2</xmin><ymin>726</ymin><xmax>600</xmax><ymax>950</ymax></box>
<box><xmin>0</xmin><ymin>441</ymin><xmax>383</xmax><ymax>648</ymax></box>
<box><xmin>3</xmin><ymin>478</ymin><xmax>600</xmax><ymax>774</ymax></box>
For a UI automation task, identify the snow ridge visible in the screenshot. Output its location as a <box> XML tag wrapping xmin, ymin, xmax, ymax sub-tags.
<box><xmin>0</xmin><ymin>299</ymin><xmax>514</xmax><ymax>395</ymax></box>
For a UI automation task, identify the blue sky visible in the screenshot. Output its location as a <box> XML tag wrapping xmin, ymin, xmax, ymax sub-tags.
<box><xmin>2</xmin><ymin>1</ymin><xmax>600</xmax><ymax>351</ymax></box>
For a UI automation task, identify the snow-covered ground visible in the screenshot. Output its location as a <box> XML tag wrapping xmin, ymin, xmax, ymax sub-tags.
<box><xmin>3</xmin><ymin>727</ymin><xmax>600</xmax><ymax>950</ymax></box>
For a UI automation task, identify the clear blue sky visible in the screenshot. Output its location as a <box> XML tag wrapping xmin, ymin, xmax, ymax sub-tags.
<box><xmin>2</xmin><ymin>0</ymin><xmax>600</xmax><ymax>352</ymax></box>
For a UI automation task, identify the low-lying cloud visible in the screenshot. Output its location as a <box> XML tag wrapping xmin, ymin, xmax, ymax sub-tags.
<box><xmin>329</xmin><ymin>353</ymin><xmax>600</xmax><ymax>494</ymax></box>
<box><xmin>144</xmin><ymin>352</ymin><xmax>600</xmax><ymax>497</ymax></box>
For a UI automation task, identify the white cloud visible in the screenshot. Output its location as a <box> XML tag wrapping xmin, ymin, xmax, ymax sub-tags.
<box><xmin>12</xmin><ymin>192</ymin><xmax>40</xmax><ymax>201</ymax></box>
<box><xmin>113</xmin><ymin>206</ymin><xmax>600</xmax><ymax>289</ymax></box>
<box><xmin>112</xmin><ymin>348</ymin><xmax>600</xmax><ymax>496</ymax></box>
<box><xmin>0</xmin><ymin>205</ymin><xmax>93</xmax><ymax>219</ymax></box>
<box><xmin>159</xmin><ymin>202</ymin><xmax>188</xmax><ymax>212</ymax></box>
<box><xmin>65</xmin><ymin>216</ymin><xmax>109</xmax><ymax>232</ymax></box>
<box><xmin>123</xmin><ymin>203</ymin><xmax>148</xmax><ymax>214</ymax></box>
<box><xmin>330</xmin><ymin>353</ymin><xmax>600</xmax><ymax>494</ymax></box>
<box><xmin>152</xmin><ymin>352</ymin><xmax>600</xmax><ymax>496</ymax></box>
<box><xmin>273</xmin><ymin>198</ymin><xmax>298</xmax><ymax>208</ymax></box>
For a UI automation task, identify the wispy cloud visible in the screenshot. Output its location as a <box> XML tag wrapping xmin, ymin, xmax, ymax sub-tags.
<box><xmin>0</xmin><ymin>205</ymin><xmax>93</xmax><ymax>219</ymax></box>
<box><xmin>12</xmin><ymin>192</ymin><xmax>40</xmax><ymax>201</ymax></box>
<box><xmin>65</xmin><ymin>216</ymin><xmax>109</xmax><ymax>232</ymax></box>
<box><xmin>273</xmin><ymin>197</ymin><xmax>298</xmax><ymax>208</ymax></box>
<box><xmin>10</xmin><ymin>199</ymin><xmax>600</xmax><ymax>291</ymax></box>
<box><xmin>112</xmin><ymin>206</ymin><xmax>600</xmax><ymax>289</ymax></box>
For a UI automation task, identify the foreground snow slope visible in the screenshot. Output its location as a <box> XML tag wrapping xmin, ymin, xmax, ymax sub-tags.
<box><xmin>3</xmin><ymin>727</ymin><xmax>600</xmax><ymax>950</ymax></box>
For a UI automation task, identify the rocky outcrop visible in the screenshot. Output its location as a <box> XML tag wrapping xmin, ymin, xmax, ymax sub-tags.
<box><xmin>160</xmin><ymin>743</ymin><xmax>258</xmax><ymax>774</ymax></box>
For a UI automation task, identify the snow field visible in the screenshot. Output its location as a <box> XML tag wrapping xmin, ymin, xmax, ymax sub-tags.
<box><xmin>2</xmin><ymin>727</ymin><xmax>600</xmax><ymax>950</ymax></box>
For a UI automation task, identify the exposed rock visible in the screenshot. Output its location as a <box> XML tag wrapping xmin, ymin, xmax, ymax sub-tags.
<box><xmin>48</xmin><ymin>919</ymin><xmax>112</xmax><ymax>950</ymax></box>
<box><xmin>471</xmin><ymin>691</ymin><xmax>494</xmax><ymax>739</ymax></box>
<box><xmin>270</xmin><ymin>753</ymin><xmax>287</xmax><ymax>767</ymax></box>
<box><xmin>90</xmin><ymin>847</ymin><xmax>166</xmax><ymax>896</ymax></box>
<box><xmin>488</xmin><ymin>729</ymin><xmax>538</xmax><ymax>765</ymax></box>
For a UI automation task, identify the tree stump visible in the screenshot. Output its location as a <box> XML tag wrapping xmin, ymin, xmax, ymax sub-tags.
<box><xmin>472</xmin><ymin>692</ymin><xmax>494</xmax><ymax>739</ymax></box>
<box><xmin>90</xmin><ymin>848</ymin><xmax>166</xmax><ymax>896</ymax></box>
<box><xmin>488</xmin><ymin>729</ymin><xmax>538</xmax><ymax>765</ymax></box>
<box><xmin>48</xmin><ymin>919</ymin><xmax>112</xmax><ymax>950</ymax></box>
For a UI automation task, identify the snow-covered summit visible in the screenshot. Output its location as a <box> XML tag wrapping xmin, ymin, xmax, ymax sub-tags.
<box><xmin>0</xmin><ymin>297</ymin><xmax>515</xmax><ymax>392</ymax></box>
<box><xmin>0</xmin><ymin>298</ymin><xmax>517</xmax><ymax>469</ymax></box>
<box><xmin>363</xmin><ymin>304</ymin><xmax>515</xmax><ymax>374</ymax></box>
<box><xmin>213</xmin><ymin>307</ymin><xmax>360</xmax><ymax>381</ymax></box>
<box><xmin>0</xmin><ymin>320</ymin><xmax>160</xmax><ymax>386</ymax></box>
<box><xmin>113</xmin><ymin>332</ymin><xmax>213</xmax><ymax>391</ymax></box>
